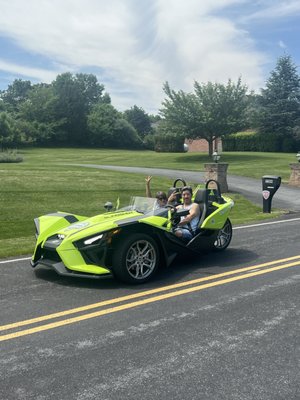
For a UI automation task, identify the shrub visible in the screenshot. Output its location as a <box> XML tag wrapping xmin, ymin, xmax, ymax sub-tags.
<box><xmin>0</xmin><ymin>149</ymin><xmax>23</xmax><ymax>163</ymax></box>
<box><xmin>143</xmin><ymin>133</ymin><xmax>155</xmax><ymax>150</ymax></box>
<box><xmin>154</xmin><ymin>133</ymin><xmax>185</xmax><ymax>152</ymax></box>
<box><xmin>222</xmin><ymin>130</ymin><xmax>297</xmax><ymax>152</ymax></box>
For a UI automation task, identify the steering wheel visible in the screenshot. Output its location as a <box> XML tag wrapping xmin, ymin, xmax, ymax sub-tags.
<box><xmin>165</xmin><ymin>204</ymin><xmax>180</xmax><ymax>226</ymax></box>
<box><xmin>165</xmin><ymin>204</ymin><xmax>177</xmax><ymax>212</ymax></box>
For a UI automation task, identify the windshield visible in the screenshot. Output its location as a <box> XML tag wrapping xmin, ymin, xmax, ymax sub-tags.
<box><xmin>119</xmin><ymin>196</ymin><xmax>162</xmax><ymax>215</ymax></box>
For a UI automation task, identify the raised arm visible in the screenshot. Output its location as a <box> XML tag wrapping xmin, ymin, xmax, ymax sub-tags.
<box><xmin>145</xmin><ymin>175</ymin><xmax>152</xmax><ymax>198</ymax></box>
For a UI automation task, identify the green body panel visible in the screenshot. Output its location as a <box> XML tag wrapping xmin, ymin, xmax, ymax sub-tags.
<box><xmin>36</xmin><ymin>212</ymin><xmax>87</xmax><ymax>237</ymax></box>
<box><xmin>58</xmin><ymin>246</ymin><xmax>111</xmax><ymax>275</ymax></box>
<box><xmin>33</xmin><ymin>209</ymin><xmax>142</xmax><ymax>275</ymax></box>
<box><xmin>201</xmin><ymin>199</ymin><xmax>234</xmax><ymax>230</ymax></box>
<box><xmin>139</xmin><ymin>215</ymin><xmax>169</xmax><ymax>229</ymax></box>
<box><xmin>37</xmin><ymin>210</ymin><xmax>140</xmax><ymax>242</ymax></box>
<box><xmin>33</xmin><ymin>212</ymin><xmax>87</xmax><ymax>259</ymax></box>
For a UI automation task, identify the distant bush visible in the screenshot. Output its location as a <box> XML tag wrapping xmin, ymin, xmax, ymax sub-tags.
<box><xmin>143</xmin><ymin>133</ymin><xmax>155</xmax><ymax>150</ymax></box>
<box><xmin>0</xmin><ymin>149</ymin><xmax>23</xmax><ymax>163</ymax></box>
<box><xmin>223</xmin><ymin>131</ymin><xmax>298</xmax><ymax>152</ymax></box>
<box><xmin>154</xmin><ymin>133</ymin><xmax>185</xmax><ymax>152</ymax></box>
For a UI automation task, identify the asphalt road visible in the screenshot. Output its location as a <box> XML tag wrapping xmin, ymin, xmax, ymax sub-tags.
<box><xmin>1</xmin><ymin>217</ymin><xmax>300</xmax><ymax>400</ymax></box>
<box><xmin>71</xmin><ymin>164</ymin><xmax>300</xmax><ymax>212</ymax></box>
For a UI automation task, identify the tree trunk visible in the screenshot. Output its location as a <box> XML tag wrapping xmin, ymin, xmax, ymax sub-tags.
<box><xmin>208</xmin><ymin>139</ymin><xmax>214</xmax><ymax>157</ymax></box>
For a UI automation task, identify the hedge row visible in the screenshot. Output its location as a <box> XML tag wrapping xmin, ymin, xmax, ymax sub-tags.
<box><xmin>223</xmin><ymin>131</ymin><xmax>300</xmax><ymax>153</ymax></box>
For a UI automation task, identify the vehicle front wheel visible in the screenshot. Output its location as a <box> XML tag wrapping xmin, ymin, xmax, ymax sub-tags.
<box><xmin>112</xmin><ymin>233</ymin><xmax>160</xmax><ymax>284</ymax></box>
<box><xmin>213</xmin><ymin>219</ymin><xmax>232</xmax><ymax>251</ymax></box>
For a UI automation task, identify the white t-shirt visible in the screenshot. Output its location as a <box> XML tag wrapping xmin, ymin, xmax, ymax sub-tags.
<box><xmin>177</xmin><ymin>203</ymin><xmax>199</xmax><ymax>232</ymax></box>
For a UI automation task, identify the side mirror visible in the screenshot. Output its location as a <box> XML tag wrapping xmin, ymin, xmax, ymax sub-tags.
<box><xmin>104</xmin><ymin>201</ymin><xmax>113</xmax><ymax>211</ymax></box>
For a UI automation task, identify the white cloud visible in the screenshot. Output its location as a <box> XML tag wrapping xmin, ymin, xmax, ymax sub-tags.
<box><xmin>0</xmin><ymin>0</ymin><xmax>282</xmax><ymax>111</ymax></box>
<box><xmin>278</xmin><ymin>40</ymin><xmax>287</xmax><ymax>49</ymax></box>
<box><xmin>0</xmin><ymin>59</ymin><xmax>65</xmax><ymax>82</ymax></box>
<box><xmin>242</xmin><ymin>0</ymin><xmax>300</xmax><ymax>21</ymax></box>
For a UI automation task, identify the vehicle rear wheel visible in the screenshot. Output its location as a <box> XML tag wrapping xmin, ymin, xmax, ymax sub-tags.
<box><xmin>112</xmin><ymin>233</ymin><xmax>159</xmax><ymax>284</ymax></box>
<box><xmin>213</xmin><ymin>219</ymin><xmax>232</xmax><ymax>251</ymax></box>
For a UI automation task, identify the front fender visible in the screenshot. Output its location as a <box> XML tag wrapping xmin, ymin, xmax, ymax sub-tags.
<box><xmin>33</xmin><ymin>212</ymin><xmax>87</xmax><ymax>258</ymax></box>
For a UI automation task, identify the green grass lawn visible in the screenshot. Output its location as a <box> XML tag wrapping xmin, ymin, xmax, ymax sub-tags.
<box><xmin>0</xmin><ymin>147</ymin><xmax>290</xmax><ymax>258</ymax></box>
<box><xmin>15</xmin><ymin>147</ymin><xmax>295</xmax><ymax>180</ymax></box>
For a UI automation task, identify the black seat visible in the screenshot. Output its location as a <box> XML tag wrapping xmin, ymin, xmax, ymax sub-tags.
<box><xmin>207</xmin><ymin>188</ymin><xmax>225</xmax><ymax>204</ymax></box>
<box><xmin>193</xmin><ymin>189</ymin><xmax>208</xmax><ymax>228</ymax></box>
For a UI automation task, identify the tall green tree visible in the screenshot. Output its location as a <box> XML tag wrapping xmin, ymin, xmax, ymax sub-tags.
<box><xmin>160</xmin><ymin>78</ymin><xmax>249</xmax><ymax>155</ymax></box>
<box><xmin>0</xmin><ymin>79</ymin><xmax>32</xmax><ymax>113</ymax></box>
<box><xmin>123</xmin><ymin>105</ymin><xmax>153</xmax><ymax>138</ymax></box>
<box><xmin>0</xmin><ymin>112</ymin><xmax>14</xmax><ymax>150</ymax></box>
<box><xmin>18</xmin><ymin>84</ymin><xmax>67</xmax><ymax>144</ymax></box>
<box><xmin>258</xmin><ymin>54</ymin><xmax>300</xmax><ymax>151</ymax></box>
<box><xmin>87</xmin><ymin>103</ymin><xmax>142</xmax><ymax>149</ymax></box>
<box><xmin>52</xmin><ymin>73</ymin><xmax>108</xmax><ymax>145</ymax></box>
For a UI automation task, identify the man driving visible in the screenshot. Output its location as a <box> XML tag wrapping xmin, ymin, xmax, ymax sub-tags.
<box><xmin>170</xmin><ymin>186</ymin><xmax>200</xmax><ymax>241</ymax></box>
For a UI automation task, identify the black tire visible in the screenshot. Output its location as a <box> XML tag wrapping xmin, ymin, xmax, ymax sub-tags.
<box><xmin>213</xmin><ymin>219</ymin><xmax>232</xmax><ymax>251</ymax></box>
<box><xmin>112</xmin><ymin>233</ymin><xmax>160</xmax><ymax>284</ymax></box>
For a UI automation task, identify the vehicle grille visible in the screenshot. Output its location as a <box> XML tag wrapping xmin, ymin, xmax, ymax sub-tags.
<box><xmin>81</xmin><ymin>247</ymin><xmax>105</xmax><ymax>265</ymax></box>
<box><xmin>41</xmin><ymin>248</ymin><xmax>61</xmax><ymax>263</ymax></box>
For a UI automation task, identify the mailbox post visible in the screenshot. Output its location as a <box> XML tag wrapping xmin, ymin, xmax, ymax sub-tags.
<box><xmin>262</xmin><ymin>175</ymin><xmax>281</xmax><ymax>213</ymax></box>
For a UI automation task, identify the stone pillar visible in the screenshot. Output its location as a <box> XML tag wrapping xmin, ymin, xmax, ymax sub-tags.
<box><xmin>204</xmin><ymin>163</ymin><xmax>229</xmax><ymax>192</ymax></box>
<box><xmin>289</xmin><ymin>163</ymin><xmax>300</xmax><ymax>187</ymax></box>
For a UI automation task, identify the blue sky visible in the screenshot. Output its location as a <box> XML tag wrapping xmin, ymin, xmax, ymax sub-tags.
<box><xmin>0</xmin><ymin>0</ymin><xmax>299</xmax><ymax>113</ymax></box>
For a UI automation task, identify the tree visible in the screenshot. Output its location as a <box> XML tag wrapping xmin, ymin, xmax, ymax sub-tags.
<box><xmin>18</xmin><ymin>84</ymin><xmax>67</xmax><ymax>144</ymax></box>
<box><xmin>87</xmin><ymin>103</ymin><xmax>142</xmax><ymax>149</ymax></box>
<box><xmin>52</xmin><ymin>73</ymin><xmax>108</xmax><ymax>145</ymax></box>
<box><xmin>258</xmin><ymin>54</ymin><xmax>300</xmax><ymax>151</ymax></box>
<box><xmin>0</xmin><ymin>79</ymin><xmax>32</xmax><ymax>112</ymax></box>
<box><xmin>0</xmin><ymin>73</ymin><xmax>113</xmax><ymax>147</ymax></box>
<box><xmin>244</xmin><ymin>92</ymin><xmax>262</xmax><ymax>129</ymax></box>
<box><xmin>123</xmin><ymin>105</ymin><xmax>153</xmax><ymax>138</ymax></box>
<box><xmin>0</xmin><ymin>99</ymin><xmax>5</xmax><ymax>112</ymax></box>
<box><xmin>160</xmin><ymin>78</ymin><xmax>249</xmax><ymax>155</ymax></box>
<box><xmin>0</xmin><ymin>112</ymin><xmax>14</xmax><ymax>150</ymax></box>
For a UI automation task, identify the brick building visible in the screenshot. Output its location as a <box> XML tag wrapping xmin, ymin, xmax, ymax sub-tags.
<box><xmin>185</xmin><ymin>138</ymin><xmax>222</xmax><ymax>153</ymax></box>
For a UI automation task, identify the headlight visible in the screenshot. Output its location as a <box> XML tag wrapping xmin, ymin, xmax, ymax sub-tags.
<box><xmin>74</xmin><ymin>233</ymin><xmax>106</xmax><ymax>250</ymax></box>
<box><xmin>83</xmin><ymin>234</ymin><xmax>103</xmax><ymax>246</ymax></box>
<box><xmin>74</xmin><ymin>229</ymin><xmax>121</xmax><ymax>250</ymax></box>
<box><xmin>44</xmin><ymin>235</ymin><xmax>64</xmax><ymax>249</ymax></box>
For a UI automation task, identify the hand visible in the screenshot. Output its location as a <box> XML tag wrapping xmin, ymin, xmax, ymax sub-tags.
<box><xmin>145</xmin><ymin>176</ymin><xmax>152</xmax><ymax>185</ymax></box>
<box><xmin>168</xmin><ymin>191</ymin><xmax>180</xmax><ymax>203</ymax></box>
<box><xmin>168</xmin><ymin>192</ymin><xmax>176</xmax><ymax>202</ymax></box>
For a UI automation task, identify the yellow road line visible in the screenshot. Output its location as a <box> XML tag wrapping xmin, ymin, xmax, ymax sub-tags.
<box><xmin>1</xmin><ymin>254</ymin><xmax>300</xmax><ymax>332</ymax></box>
<box><xmin>1</xmin><ymin>261</ymin><xmax>299</xmax><ymax>342</ymax></box>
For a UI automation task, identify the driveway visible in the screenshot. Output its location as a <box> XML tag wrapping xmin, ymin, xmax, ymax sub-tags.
<box><xmin>72</xmin><ymin>164</ymin><xmax>300</xmax><ymax>212</ymax></box>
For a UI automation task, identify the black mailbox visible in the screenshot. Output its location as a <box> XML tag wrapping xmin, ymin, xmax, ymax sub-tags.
<box><xmin>262</xmin><ymin>175</ymin><xmax>281</xmax><ymax>213</ymax></box>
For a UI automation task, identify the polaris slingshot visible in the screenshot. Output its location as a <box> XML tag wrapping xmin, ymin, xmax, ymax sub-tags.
<box><xmin>31</xmin><ymin>179</ymin><xmax>234</xmax><ymax>284</ymax></box>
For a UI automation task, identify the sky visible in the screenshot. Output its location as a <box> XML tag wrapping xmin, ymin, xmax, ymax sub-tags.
<box><xmin>0</xmin><ymin>0</ymin><xmax>299</xmax><ymax>113</ymax></box>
